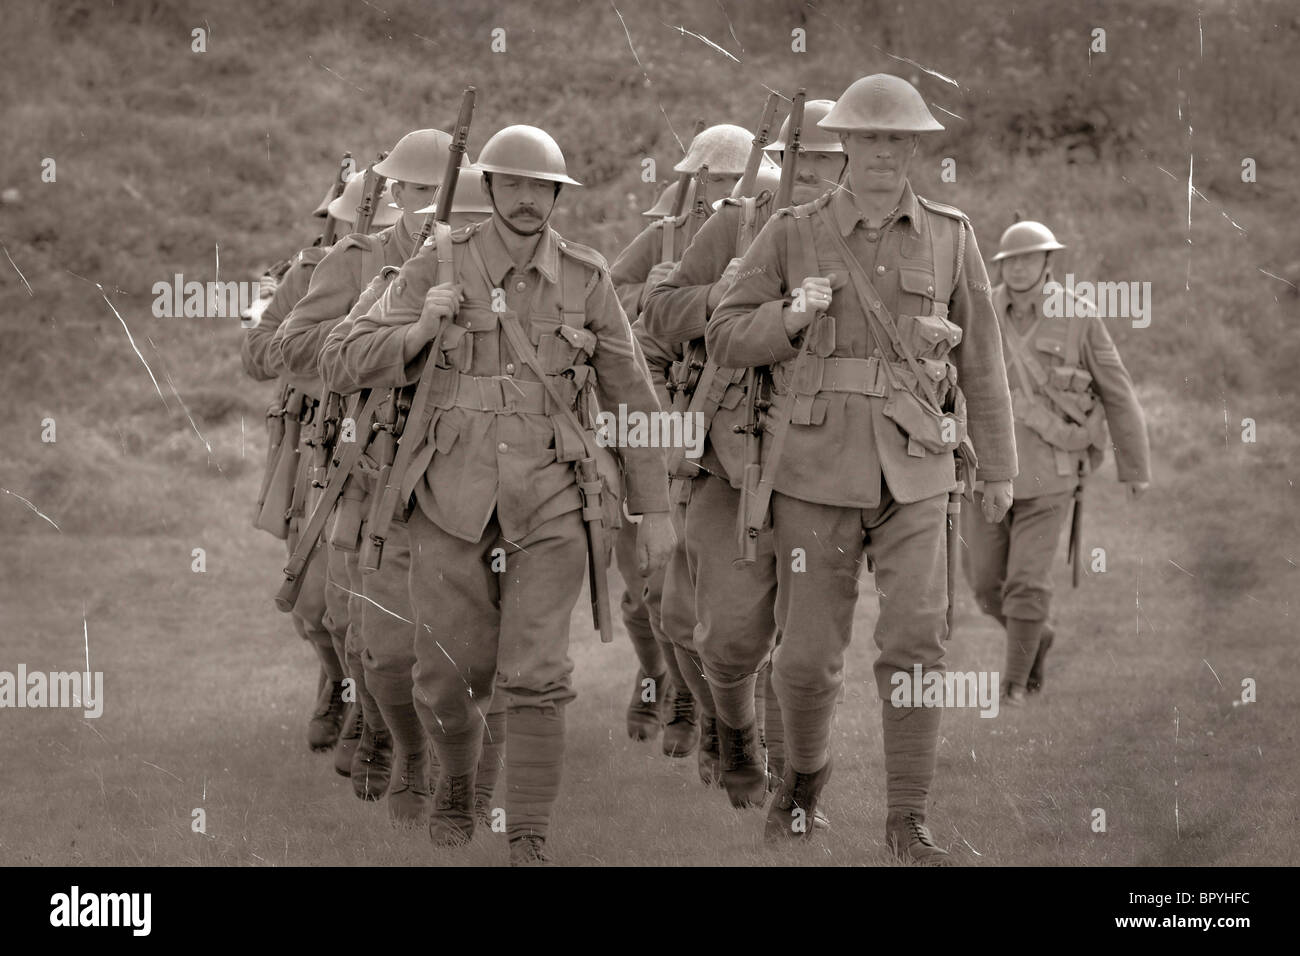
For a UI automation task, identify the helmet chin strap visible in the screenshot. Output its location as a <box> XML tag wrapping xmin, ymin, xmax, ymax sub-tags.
<box><xmin>487</xmin><ymin>179</ymin><xmax>556</xmax><ymax>236</ymax></box>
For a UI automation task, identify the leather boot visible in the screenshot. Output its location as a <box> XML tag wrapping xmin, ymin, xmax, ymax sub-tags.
<box><xmin>764</xmin><ymin>755</ymin><xmax>833</xmax><ymax>843</ymax></box>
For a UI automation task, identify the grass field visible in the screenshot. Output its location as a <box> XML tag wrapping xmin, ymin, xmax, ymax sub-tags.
<box><xmin>1</xmin><ymin>0</ymin><xmax>1298</xmax><ymax>866</ymax></box>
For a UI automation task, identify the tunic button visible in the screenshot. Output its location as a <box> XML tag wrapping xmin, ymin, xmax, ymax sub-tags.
<box><xmin>498</xmin><ymin>442</ymin><xmax>508</xmax><ymax>453</ymax></box>
<box><xmin>505</xmin><ymin>363</ymin><xmax>516</xmax><ymax>375</ymax></box>
<box><xmin>515</xmin><ymin>281</ymin><xmax>527</xmax><ymax>292</ymax></box>
<box><xmin>876</xmin><ymin>265</ymin><xmax>886</xmax><ymax>274</ymax></box>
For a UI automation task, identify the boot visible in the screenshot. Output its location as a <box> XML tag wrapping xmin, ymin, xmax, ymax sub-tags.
<box><xmin>428</xmin><ymin>770</ymin><xmax>477</xmax><ymax>847</ymax></box>
<box><xmin>380</xmin><ymin>700</ymin><xmax>431</xmax><ymax>827</ymax></box>
<box><xmin>351</xmin><ymin>723</ymin><xmax>394</xmax><ymax>801</ymax></box>
<box><xmin>307</xmin><ymin>679</ymin><xmax>347</xmax><ymax>752</ymax></box>
<box><xmin>509</xmin><ymin>834</ymin><xmax>554</xmax><ymax>866</ymax></box>
<box><xmin>697</xmin><ymin>715</ymin><xmax>721</xmax><ymax>787</ymax></box>
<box><xmin>885</xmin><ymin>809</ymin><xmax>952</xmax><ymax>866</ymax></box>
<box><xmin>334</xmin><ymin>703</ymin><xmax>363</xmax><ymax>776</ymax></box>
<box><xmin>718</xmin><ymin>719</ymin><xmax>768</xmax><ymax>808</ymax></box>
<box><xmin>626</xmin><ymin>669</ymin><xmax>667</xmax><ymax>741</ymax></box>
<box><xmin>1026</xmin><ymin>622</ymin><xmax>1056</xmax><ymax>694</ymax></box>
<box><xmin>387</xmin><ymin>742</ymin><xmax>431</xmax><ymax>828</ymax></box>
<box><xmin>764</xmin><ymin>755</ymin><xmax>833</xmax><ymax>843</ymax></box>
<box><xmin>661</xmin><ymin>682</ymin><xmax>699</xmax><ymax>757</ymax></box>
<box><xmin>1003</xmin><ymin>617</ymin><xmax>1043</xmax><ymax>699</ymax></box>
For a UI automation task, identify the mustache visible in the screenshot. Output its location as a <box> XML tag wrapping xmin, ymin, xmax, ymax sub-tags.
<box><xmin>509</xmin><ymin>206</ymin><xmax>541</xmax><ymax>218</ymax></box>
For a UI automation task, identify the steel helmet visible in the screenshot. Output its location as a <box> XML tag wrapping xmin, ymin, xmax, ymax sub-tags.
<box><xmin>372</xmin><ymin>129</ymin><xmax>456</xmax><ymax>186</ymax></box>
<box><xmin>642</xmin><ymin>179</ymin><xmax>695</xmax><ymax>217</ymax></box>
<box><xmin>730</xmin><ymin>163</ymin><xmax>782</xmax><ymax>199</ymax></box>
<box><xmin>991</xmin><ymin>221</ymin><xmax>1066</xmax><ymax>261</ymax></box>
<box><xmin>412</xmin><ymin>168</ymin><xmax>497</xmax><ymax>216</ymax></box>
<box><xmin>764</xmin><ymin>99</ymin><xmax>843</xmax><ymax>153</ymax></box>
<box><xmin>472</xmin><ymin>125</ymin><xmax>581</xmax><ymax>185</ymax></box>
<box><xmin>672</xmin><ymin>124</ymin><xmax>752</xmax><ymax>175</ymax></box>
<box><xmin>327</xmin><ymin>169</ymin><xmax>400</xmax><ymax>227</ymax></box>
<box><xmin>312</xmin><ymin>184</ymin><xmax>334</xmax><ymax>219</ymax></box>
<box><xmin>818</xmin><ymin>75</ymin><xmax>944</xmax><ymax>133</ymax></box>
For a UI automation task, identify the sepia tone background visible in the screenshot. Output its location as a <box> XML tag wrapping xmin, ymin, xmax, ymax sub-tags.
<box><xmin>1</xmin><ymin>0</ymin><xmax>1297</xmax><ymax>865</ymax></box>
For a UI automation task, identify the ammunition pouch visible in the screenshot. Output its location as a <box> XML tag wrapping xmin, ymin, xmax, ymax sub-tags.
<box><xmin>328</xmin><ymin>477</ymin><xmax>368</xmax><ymax>552</ymax></box>
<box><xmin>882</xmin><ymin>366</ymin><xmax>967</xmax><ymax>457</ymax></box>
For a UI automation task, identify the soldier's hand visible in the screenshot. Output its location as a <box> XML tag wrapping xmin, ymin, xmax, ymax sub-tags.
<box><xmin>412</xmin><ymin>283</ymin><xmax>462</xmax><ymax>336</ymax></box>
<box><xmin>707</xmin><ymin>257</ymin><xmax>745</xmax><ymax>310</ymax></box>
<box><xmin>1125</xmin><ymin>480</ymin><xmax>1150</xmax><ymax>501</ymax></box>
<box><xmin>981</xmin><ymin>479</ymin><xmax>1014</xmax><ymax>524</ymax></box>
<box><xmin>258</xmin><ymin>276</ymin><xmax>278</xmax><ymax>299</ymax></box>
<box><xmin>783</xmin><ymin>276</ymin><xmax>835</xmax><ymax>337</ymax></box>
<box><xmin>635</xmin><ymin>511</ymin><xmax>677</xmax><ymax>575</ymax></box>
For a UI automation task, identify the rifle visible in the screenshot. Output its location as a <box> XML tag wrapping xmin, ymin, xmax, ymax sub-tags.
<box><xmin>254</xmin><ymin>387</ymin><xmax>309</xmax><ymax>539</ymax></box>
<box><xmin>1067</xmin><ymin>460</ymin><xmax>1085</xmax><ymax>588</ymax></box>
<box><xmin>737</xmin><ymin>92</ymin><xmax>781</xmax><ymax>197</ymax></box>
<box><xmin>662</xmin><ymin>118</ymin><xmax>707</xmax><ymax>263</ymax></box>
<box><xmin>275</xmin><ymin>389</ymin><xmax>387</xmax><ymax>612</ymax></box>
<box><xmin>254</xmin><ymin>381</ymin><xmax>293</xmax><ymax>525</ymax></box>
<box><xmin>353</xmin><ymin>150</ymin><xmax>389</xmax><ymax>234</ymax></box>
<box><xmin>360</xmin><ymin>86</ymin><xmax>477</xmax><ymax>575</ymax></box>
<box><xmin>737</xmin><ymin>89</ymin><xmax>806</xmax><ymax>566</ymax></box>
<box><xmin>302</xmin><ymin>389</ymin><xmax>344</xmax><ymax>513</ymax></box>
<box><xmin>730</xmin><ymin>94</ymin><xmax>782</xmax><ymax>566</ymax></box>
<box><xmin>320</xmin><ymin>152</ymin><xmax>354</xmax><ymax>247</ymax></box>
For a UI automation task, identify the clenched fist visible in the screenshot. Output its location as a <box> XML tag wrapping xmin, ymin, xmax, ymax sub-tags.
<box><xmin>635</xmin><ymin>511</ymin><xmax>677</xmax><ymax>575</ymax></box>
<box><xmin>782</xmin><ymin>275</ymin><xmax>837</xmax><ymax>337</ymax></box>
<box><xmin>980</xmin><ymin>479</ymin><xmax>1014</xmax><ymax>524</ymax></box>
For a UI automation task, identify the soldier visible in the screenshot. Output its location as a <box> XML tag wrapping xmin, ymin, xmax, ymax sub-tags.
<box><xmin>275</xmin><ymin>132</ymin><xmax>509</xmax><ymax>820</ymax></box>
<box><xmin>963</xmin><ymin>220</ymin><xmax>1150</xmax><ymax>704</ymax></box>
<box><xmin>708</xmin><ymin>74</ymin><xmax>1018</xmax><ymax>864</ymax></box>
<box><xmin>306</xmin><ymin>162</ymin><xmax>509</xmax><ymax>827</ymax></box>
<box><xmin>333</xmin><ymin>125</ymin><xmax>675</xmax><ymax>865</ymax></box>
<box><xmin>639</xmin><ymin>100</ymin><xmax>847</xmax><ymax>807</ymax></box>
<box><xmin>609</xmin><ymin>123</ymin><xmax>759</xmax><ymax>760</ymax></box>
<box><xmin>641</xmin><ymin>179</ymin><xmax>696</xmax><ymax>221</ymax></box>
<box><xmin>242</xmin><ymin>185</ymin><xmax>372</xmax><ymax>755</ymax></box>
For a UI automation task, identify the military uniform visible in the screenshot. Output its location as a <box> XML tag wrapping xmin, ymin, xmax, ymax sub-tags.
<box><xmin>709</xmin><ymin>172</ymin><xmax>1017</xmax><ymax>853</ymax></box>
<box><xmin>963</xmin><ymin>278</ymin><xmax>1150</xmax><ymax>694</ymax></box>
<box><xmin>638</xmin><ymin>191</ymin><xmax>782</xmax><ymax>802</ymax></box>
<box><xmin>335</xmin><ymin>209</ymin><xmax>670</xmax><ymax>855</ymax></box>
<box><xmin>242</xmin><ymin>244</ymin><xmax>350</xmax><ymax>751</ymax></box>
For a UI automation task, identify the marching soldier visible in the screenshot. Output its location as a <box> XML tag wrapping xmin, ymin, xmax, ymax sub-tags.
<box><xmin>963</xmin><ymin>220</ymin><xmax>1150</xmax><ymax>704</ymax></box>
<box><xmin>610</xmin><ymin>122</ymin><xmax>759</xmax><ymax>759</ymax></box>
<box><xmin>334</xmin><ymin>125</ymin><xmax>675</xmax><ymax>865</ymax></box>
<box><xmin>708</xmin><ymin>75</ymin><xmax>1018</xmax><ymax>864</ymax></box>
<box><xmin>639</xmin><ymin>100</ymin><xmax>847</xmax><ymax>806</ymax></box>
<box><xmin>242</xmin><ymin>184</ymin><xmax>378</xmax><ymax>755</ymax></box>
<box><xmin>277</xmin><ymin>134</ymin><xmax>509</xmax><ymax>824</ymax></box>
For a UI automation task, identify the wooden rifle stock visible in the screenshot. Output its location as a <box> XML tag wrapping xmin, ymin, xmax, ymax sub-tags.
<box><xmin>360</xmin><ymin>87</ymin><xmax>476</xmax><ymax>574</ymax></box>
<box><xmin>737</xmin><ymin>92</ymin><xmax>781</xmax><ymax>197</ymax></box>
<box><xmin>320</xmin><ymin>151</ymin><xmax>353</xmax><ymax>246</ymax></box>
<box><xmin>774</xmin><ymin>90</ymin><xmax>806</xmax><ymax>209</ymax></box>
<box><xmin>353</xmin><ymin>150</ymin><xmax>389</xmax><ymax>234</ymax></box>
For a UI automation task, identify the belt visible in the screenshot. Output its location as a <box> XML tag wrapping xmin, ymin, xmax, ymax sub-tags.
<box><xmin>450</xmin><ymin>373</ymin><xmax>548</xmax><ymax>413</ymax></box>
<box><xmin>816</xmin><ymin>356</ymin><xmax>887</xmax><ymax>397</ymax></box>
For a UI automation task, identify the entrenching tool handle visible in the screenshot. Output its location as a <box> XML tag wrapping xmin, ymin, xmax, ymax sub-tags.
<box><xmin>578</xmin><ymin>456</ymin><xmax>615</xmax><ymax>644</ymax></box>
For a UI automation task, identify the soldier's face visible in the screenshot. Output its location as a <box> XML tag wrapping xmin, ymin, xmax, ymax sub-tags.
<box><xmin>793</xmin><ymin>150</ymin><xmax>847</xmax><ymax>202</ymax></box>
<box><xmin>489</xmin><ymin>174</ymin><xmax>559</xmax><ymax>233</ymax></box>
<box><xmin>1002</xmin><ymin>252</ymin><xmax>1049</xmax><ymax>292</ymax></box>
<box><xmin>841</xmin><ymin>132</ymin><xmax>918</xmax><ymax>196</ymax></box>
<box><xmin>392</xmin><ymin>180</ymin><xmax>438</xmax><ymax>213</ymax></box>
<box><xmin>702</xmin><ymin>171</ymin><xmax>742</xmax><ymax>198</ymax></box>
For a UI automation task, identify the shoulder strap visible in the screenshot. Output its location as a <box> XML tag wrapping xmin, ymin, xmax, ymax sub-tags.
<box><xmin>498</xmin><ymin>312</ymin><xmax>599</xmax><ymax>460</ymax></box>
<box><xmin>560</xmin><ymin>254</ymin><xmax>587</xmax><ymax>330</ymax></box>
<box><xmin>1063</xmin><ymin>298</ymin><xmax>1090</xmax><ymax>369</ymax></box>
<box><xmin>432</xmin><ymin>222</ymin><xmax>454</xmax><ymax>286</ymax></box>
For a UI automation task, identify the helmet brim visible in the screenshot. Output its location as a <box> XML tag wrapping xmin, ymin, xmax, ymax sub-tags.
<box><xmin>472</xmin><ymin>161</ymin><xmax>581</xmax><ymax>186</ymax></box>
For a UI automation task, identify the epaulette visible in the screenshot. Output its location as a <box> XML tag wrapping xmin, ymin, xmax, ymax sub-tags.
<box><xmin>334</xmin><ymin>233</ymin><xmax>378</xmax><ymax>254</ymax></box>
<box><xmin>450</xmin><ymin>220</ymin><xmax>484</xmax><ymax>243</ymax></box>
<box><xmin>917</xmin><ymin>195</ymin><xmax>971</xmax><ymax>224</ymax></box>
<box><xmin>775</xmin><ymin>190</ymin><xmax>833</xmax><ymax>219</ymax></box>
<box><xmin>557</xmin><ymin>236</ymin><xmax>609</xmax><ymax>274</ymax></box>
